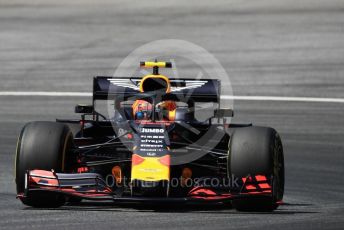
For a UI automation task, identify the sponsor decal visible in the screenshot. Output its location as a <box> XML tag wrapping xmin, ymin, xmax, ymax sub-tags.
<box><xmin>134</xmin><ymin>125</ymin><xmax>169</xmax><ymax>157</ymax></box>
<box><xmin>140</xmin><ymin>128</ymin><xmax>164</xmax><ymax>133</ymax></box>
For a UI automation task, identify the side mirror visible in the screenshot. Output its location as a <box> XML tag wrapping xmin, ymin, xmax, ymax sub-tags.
<box><xmin>75</xmin><ymin>104</ymin><xmax>93</xmax><ymax>114</ymax></box>
<box><xmin>214</xmin><ymin>109</ymin><xmax>234</xmax><ymax>118</ymax></box>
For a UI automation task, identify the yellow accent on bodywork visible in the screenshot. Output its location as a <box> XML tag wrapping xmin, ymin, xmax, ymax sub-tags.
<box><xmin>139</xmin><ymin>74</ymin><xmax>171</xmax><ymax>93</ymax></box>
<box><xmin>142</xmin><ymin>62</ymin><xmax>168</xmax><ymax>68</ymax></box>
<box><xmin>131</xmin><ymin>157</ymin><xmax>170</xmax><ymax>182</ymax></box>
<box><xmin>168</xmin><ymin>109</ymin><xmax>176</xmax><ymax>121</ymax></box>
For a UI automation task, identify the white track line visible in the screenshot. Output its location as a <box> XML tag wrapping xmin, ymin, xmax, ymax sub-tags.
<box><xmin>0</xmin><ymin>92</ymin><xmax>92</xmax><ymax>97</ymax></box>
<box><xmin>0</xmin><ymin>91</ymin><xmax>344</xmax><ymax>103</ymax></box>
<box><xmin>221</xmin><ymin>95</ymin><xmax>344</xmax><ymax>103</ymax></box>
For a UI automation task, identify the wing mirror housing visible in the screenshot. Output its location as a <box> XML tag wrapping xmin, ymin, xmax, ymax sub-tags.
<box><xmin>75</xmin><ymin>104</ymin><xmax>94</xmax><ymax>114</ymax></box>
<box><xmin>214</xmin><ymin>109</ymin><xmax>234</xmax><ymax>118</ymax></box>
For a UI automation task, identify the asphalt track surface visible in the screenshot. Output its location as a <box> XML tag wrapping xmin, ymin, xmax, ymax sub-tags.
<box><xmin>0</xmin><ymin>0</ymin><xmax>344</xmax><ymax>229</ymax></box>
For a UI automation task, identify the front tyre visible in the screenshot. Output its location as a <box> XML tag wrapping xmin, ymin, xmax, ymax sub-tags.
<box><xmin>15</xmin><ymin>121</ymin><xmax>74</xmax><ymax>208</ymax></box>
<box><xmin>228</xmin><ymin>126</ymin><xmax>284</xmax><ymax>211</ymax></box>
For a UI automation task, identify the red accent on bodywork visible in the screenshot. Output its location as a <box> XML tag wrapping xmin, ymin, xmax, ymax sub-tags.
<box><xmin>255</xmin><ymin>175</ymin><xmax>267</xmax><ymax>181</ymax></box>
<box><xmin>77</xmin><ymin>167</ymin><xmax>89</xmax><ymax>173</ymax></box>
<box><xmin>57</xmin><ymin>187</ymin><xmax>112</xmax><ymax>196</ymax></box>
<box><xmin>241</xmin><ymin>190</ymin><xmax>272</xmax><ymax>194</ymax></box>
<box><xmin>132</xmin><ymin>154</ymin><xmax>145</xmax><ymax>165</ymax></box>
<box><xmin>31</xmin><ymin>186</ymin><xmax>113</xmax><ymax>198</ymax></box>
<box><xmin>30</xmin><ymin>170</ymin><xmax>55</xmax><ymax>178</ymax></box>
<box><xmin>190</xmin><ymin>195</ymin><xmax>232</xmax><ymax>200</ymax></box>
<box><xmin>135</xmin><ymin>120</ymin><xmax>172</xmax><ymax>125</ymax></box>
<box><xmin>245</xmin><ymin>185</ymin><xmax>257</xmax><ymax>190</ymax></box>
<box><xmin>29</xmin><ymin>170</ymin><xmax>59</xmax><ymax>186</ymax></box>
<box><xmin>30</xmin><ymin>177</ymin><xmax>59</xmax><ymax>186</ymax></box>
<box><xmin>258</xmin><ymin>183</ymin><xmax>271</xmax><ymax>189</ymax></box>
<box><xmin>158</xmin><ymin>155</ymin><xmax>170</xmax><ymax>166</ymax></box>
<box><xmin>188</xmin><ymin>187</ymin><xmax>232</xmax><ymax>200</ymax></box>
<box><xmin>241</xmin><ymin>175</ymin><xmax>272</xmax><ymax>193</ymax></box>
<box><xmin>188</xmin><ymin>187</ymin><xmax>217</xmax><ymax>196</ymax></box>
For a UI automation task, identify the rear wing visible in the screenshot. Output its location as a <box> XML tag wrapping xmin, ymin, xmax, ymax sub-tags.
<box><xmin>93</xmin><ymin>76</ymin><xmax>221</xmax><ymax>103</ymax></box>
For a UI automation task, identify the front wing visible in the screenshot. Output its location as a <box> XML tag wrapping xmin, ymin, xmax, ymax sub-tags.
<box><xmin>17</xmin><ymin>170</ymin><xmax>274</xmax><ymax>204</ymax></box>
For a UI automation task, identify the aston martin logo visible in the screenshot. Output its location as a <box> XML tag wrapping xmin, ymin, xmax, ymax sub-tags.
<box><xmin>107</xmin><ymin>78</ymin><xmax>207</xmax><ymax>92</ymax></box>
<box><xmin>170</xmin><ymin>80</ymin><xmax>208</xmax><ymax>92</ymax></box>
<box><xmin>108</xmin><ymin>78</ymin><xmax>140</xmax><ymax>91</ymax></box>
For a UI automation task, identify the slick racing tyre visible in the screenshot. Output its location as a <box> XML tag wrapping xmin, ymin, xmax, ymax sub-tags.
<box><xmin>15</xmin><ymin>121</ymin><xmax>74</xmax><ymax>208</ymax></box>
<box><xmin>228</xmin><ymin>126</ymin><xmax>284</xmax><ymax>211</ymax></box>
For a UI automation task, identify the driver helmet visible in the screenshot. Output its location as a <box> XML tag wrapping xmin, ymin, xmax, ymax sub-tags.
<box><xmin>133</xmin><ymin>100</ymin><xmax>151</xmax><ymax>120</ymax></box>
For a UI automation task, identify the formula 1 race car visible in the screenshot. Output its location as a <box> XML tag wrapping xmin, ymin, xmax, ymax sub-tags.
<box><xmin>15</xmin><ymin>61</ymin><xmax>284</xmax><ymax>211</ymax></box>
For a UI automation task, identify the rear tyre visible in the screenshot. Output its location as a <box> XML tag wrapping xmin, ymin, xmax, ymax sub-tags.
<box><xmin>15</xmin><ymin>121</ymin><xmax>74</xmax><ymax>208</ymax></box>
<box><xmin>228</xmin><ymin>126</ymin><xmax>284</xmax><ymax>211</ymax></box>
